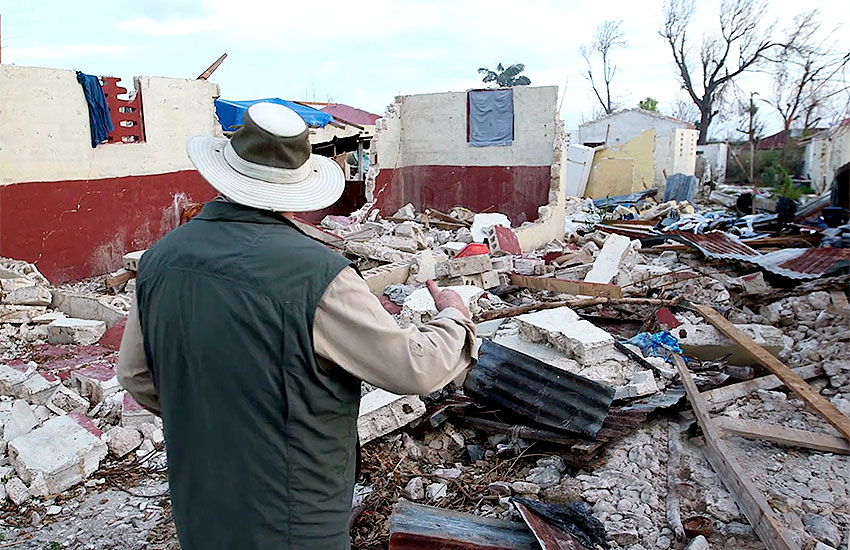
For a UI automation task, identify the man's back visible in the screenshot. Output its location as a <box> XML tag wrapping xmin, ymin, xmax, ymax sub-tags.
<box><xmin>135</xmin><ymin>200</ymin><xmax>359</xmax><ymax>550</ymax></box>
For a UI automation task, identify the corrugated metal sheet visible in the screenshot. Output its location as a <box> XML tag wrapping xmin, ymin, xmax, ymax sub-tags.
<box><xmin>389</xmin><ymin>500</ymin><xmax>538</xmax><ymax>550</ymax></box>
<box><xmin>665</xmin><ymin>231</ymin><xmax>850</xmax><ymax>280</ymax></box>
<box><xmin>464</xmin><ymin>341</ymin><xmax>615</xmax><ymax>439</ymax></box>
<box><xmin>513</xmin><ymin>500</ymin><xmax>582</xmax><ymax>550</ymax></box>
<box><xmin>511</xmin><ymin>498</ymin><xmax>608</xmax><ymax>550</ymax></box>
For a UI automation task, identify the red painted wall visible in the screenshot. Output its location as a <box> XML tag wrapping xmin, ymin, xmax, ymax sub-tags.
<box><xmin>0</xmin><ymin>171</ymin><xmax>216</xmax><ymax>283</ymax></box>
<box><xmin>373</xmin><ymin>165</ymin><xmax>551</xmax><ymax>225</ymax></box>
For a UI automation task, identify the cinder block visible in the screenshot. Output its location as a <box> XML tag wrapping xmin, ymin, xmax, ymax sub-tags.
<box><xmin>486</xmin><ymin>225</ymin><xmax>522</xmax><ymax>256</ymax></box>
<box><xmin>47</xmin><ymin>318</ymin><xmax>107</xmax><ymax>346</ymax></box>
<box><xmin>123</xmin><ymin>250</ymin><xmax>146</xmax><ymax>272</ymax></box>
<box><xmin>358</xmin><ymin>389</ymin><xmax>425</xmax><ymax>445</ymax></box>
<box><xmin>674</xmin><ymin>323</ymin><xmax>784</xmax><ymax>364</ymax></box>
<box><xmin>513</xmin><ymin>258</ymin><xmax>545</xmax><ymax>276</ymax></box>
<box><xmin>72</xmin><ymin>363</ymin><xmax>120</xmax><ymax>404</ymax></box>
<box><xmin>440</xmin><ymin>242</ymin><xmax>468</xmax><ymax>258</ymax></box>
<box><xmin>447</xmin><ymin>255</ymin><xmax>492</xmax><ymax>277</ymax></box>
<box><xmin>490</xmin><ymin>255</ymin><xmax>514</xmax><ymax>273</ymax></box>
<box><xmin>9</xmin><ymin>413</ymin><xmax>107</xmax><ymax>495</ymax></box>
<box><xmin>363</xmin><ymin>261</ymin><xmax>411</xmax><ymax>295</ymax></box>
<box><xmin>45</xmin><ymin>385</ymin><xmax>89</xmax><ymax>415</ymax></box>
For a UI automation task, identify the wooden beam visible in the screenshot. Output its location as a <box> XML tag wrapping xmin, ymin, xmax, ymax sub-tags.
<box><xmin>104</xmin><ymin>270</ymin><xmax>135</xmax><ymax>289</ymax></box>
<box><xmin>714</xmin><ymin>417</ymin><xmax>850</xmax><ymax>455</ymax></box>
<box><xmin>509</xmin><ymin>273</ymin><xmax>624</xmax><ymax>298</ymax></box>
<box><xmin>196</xmin><ymin>53</ymin><xmax>227</xmax><ymax>80</ymax></box>
<box><xmin>701</xmin><ymin>364</ymin><xmax>824</xmax><ymax>411</ymax></box>
<box><xmin>474</xmin><ymin>296</ymin><xmax>683</xmax><ymax>322</ymax></box>
<box><xmin>674</xmin><ymin>356</ymin><xmax>800</xmax><ymax>550</ymax></box>
<box><xmin>693</xmin><ymin>304</ymin><xmax>850</xmax><ymax>441</ymax></box>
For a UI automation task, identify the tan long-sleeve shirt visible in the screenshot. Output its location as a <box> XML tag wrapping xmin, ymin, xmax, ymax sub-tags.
<box><xmin>117</xmin><ymin>267</ymin><xmax>478</xmax><ymax>415</ymax></box>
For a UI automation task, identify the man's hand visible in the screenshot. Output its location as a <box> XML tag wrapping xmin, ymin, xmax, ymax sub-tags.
<box><xmin>426</xmin><ymin>280</ymin><xmax>471</xmax><ymax>318</ymax></box>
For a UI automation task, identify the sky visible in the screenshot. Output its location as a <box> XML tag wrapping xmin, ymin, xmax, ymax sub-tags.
<box><xmin>1</xmin><ymin>0</ymin><xmax>848</xmax><ymax>138</ymax></box>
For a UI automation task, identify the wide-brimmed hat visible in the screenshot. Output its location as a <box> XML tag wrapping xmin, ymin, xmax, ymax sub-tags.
<box><xmin>187</xmin><ymin>102</ymin><xmax>344</xmax><ymax>212</ymax></box>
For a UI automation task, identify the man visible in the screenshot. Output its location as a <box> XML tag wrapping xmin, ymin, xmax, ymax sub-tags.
<box><xmin>117</xmin><ymin>102</ymin><xmax>477</xmax><ymax>550</ymax></box>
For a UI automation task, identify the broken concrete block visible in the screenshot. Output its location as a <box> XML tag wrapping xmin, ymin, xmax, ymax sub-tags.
<box><xmin>402</xmin><ymin>285</ymin><xmax>484</xmax><ymax>323</ymax></box>
<box><xmin>3</xmin><ymin>285</ymin><xmax>53</xmax><ymax>306</ymax></box>
<box><xmin>45</xmin><ymin>386</ymin><xmax>89</xmax><ymax>415</ymax></box>
<box><xmin>9</xmin><ymin>413</ymin><xmax>107</xmax><ymax>495</ymax></box>
<box><xmin>447</xmin><ymin>254</ymin><xmax>492</xmax><ymax>277</ymax></box>
<box><xmin>5</xmin><ymin>476</ymin><xmax>30</xmax><ymax>506</ymax></box>
<box><xmin>358</xmin><ymin>389</ymin><xmax>426</xmax><ymax>445</ymax></box>
<box><xmin>0</xmin><ymin>305</ymin><xmax>47</xmax><ymax>324</ymax></box>
<box><xmin>97</xmin><ymin>316</ymin><xmax>127</xmax><ymax>351</ymax></box>
<box><xmin>379</xmin><ymin>235</ymin><xmax>420</xmax><ymax>253</ymax></box>
<box><xmin>50</xmin><ymin>292</ymin><xmax>126</xmax><ymax>328</ymax></box>
<box><xmin>106</xmin><ymin>426</ymin><xmax>142</xmax><ymax>458</ymax></box>
<box><xmin>3</xmin><ymin>400</ymin><xmax>39</xmax><ymax>442</ymax></box>
<box><xmin>471</xmin><ymin>213</ymin><xmax>511</xmax><ymax>243</ymax></box>
<box><xmin>19</xmin><ymin>372</ymin><xmax>60</xmax><ymax>403</ymax></box>
<box><xmin>674</xmin><ymin>323</ymin><xmax>784</xmax><ymax>364</ymax></box>
<box><xmin>614</xmin><ymin>371</ymin><xmax>659</xmax><ymax>400</ymax></box>
<box><xmin>346</xmin><ymin>241</ymin><xmax>414</xmax><ymax>263</ymax></box>
<box><xmin>513</xmin><ymin>257</ymin><xmax>545</xmax><ymax>276</ymax></box>
<box><xmin>486</xmin><ymin>225</ymin><xmax>522</xmax><ymax>256</ymax></box>
<box><xmin>510</xmin><ymin>481</ymin><xmax>541</xmax><ymax>495</ymax></box>
<box><xmin>0</xmin><ymin>277</ymin><xmax>36</xmax><ymax>293</ymax></box>
<box><xmin>31</xmin><ymin>311</ymin><xmax>66</xmax><ymax>324</ymax></box>
<box><xmin>740</xmin><ymin>272</ymin><xmax>769</xmax><ymax>295</ymax></box>
<box><xmin>516</xmin><ymin>307</ymin><xmax>615</xmax><ymax>364</ymax></box>
<box><xmin>72</xmin><ymin>363</ymin><xmax>120</xmax><ymax>404</ymax></box>
<box><xmin>123</xmin><ymin>250</ymin><xmax>145</xmax><ymax>272</ymax></box>
<box><xmin>394</xmin><ymin>203</ymin><xmax>416</xmax><ymax>220</ymax></box>
<box><xmin>440</xmin><ymin>242</ymin><xmax>468</xmax><ymax>258</ymax></box>
<box><xmin>585</xmin><ymin>234</ymin><xmax>632</xmax><ymax>284</ymax></box>
<box><xmin>446</xmin><ymin>270</ymin><xmax>500</xmax><ymax>289</ymax></box>
<box><xmin>47</xmin><ymin>318</ymin><xmax>107</xmax><ymax>346</ymax></box>
<box><xmin>407</xmin><ymin>250</ymin><xmax>437</xmax><ymax>284</ymax></box>
<box><xmin>476</xmin><ymin>319</ymin><xmax>506</xmax><ymax>339</ymax></box>
<box><xmin>425</xmin><ymin>482</ymin><xmax>448</xmax><ymax>500</ymax></box>
<box><xmin>138</xmin><ymin>422</ymin><xmax>164</xmax><ymax>445</ymax></box>
<box><xmin>121</xmin><ymin>393</ymin><xmax>157</xmax><ymax>427</ymax></box>
<box><xmin>362</xmin><ymin>261</ymin><xmax>411</xmax><ymax>295</ymax></box>
<box><xmin>490</xmin><ymin>255</ymin><xmax>514</xmax><ymax>273</ymax></box>
<box><xmin>0</xmin><ymin>363</ymin><xmax>34</xmax><ymax>396</ymax></box>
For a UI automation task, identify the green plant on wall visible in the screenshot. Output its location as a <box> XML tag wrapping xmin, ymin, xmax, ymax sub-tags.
<box><xmin>638</xmin><ymin>97</ymin><xmax>659</xmax><ymax>112</ymax></box>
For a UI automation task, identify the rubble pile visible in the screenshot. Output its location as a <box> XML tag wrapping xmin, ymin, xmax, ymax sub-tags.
<box><xmin>0</xmin><ymin>187</ymin><xmax>848</xmax><ymax>549</ymax></box>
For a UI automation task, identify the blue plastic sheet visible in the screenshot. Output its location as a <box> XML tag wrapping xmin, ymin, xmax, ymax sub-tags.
<box><xmin>468</xmin><ymin>89</ymin><xmax>514</xmax><ymax>147</ymax></box>
<box><xmin>624</xmin><ymin>331</ymin><xmax>684</xmax><ymax>364</ymax></box>
<box><xmin>214</xmin><ymin>98</ymin><xmax>333</xmax><ymax>131</ymax></box>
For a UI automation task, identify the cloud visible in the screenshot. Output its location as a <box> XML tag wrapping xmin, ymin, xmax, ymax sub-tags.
<box><xmin>2</xmin><ymin>44</ymin><xmax>130</xmax><ymax>63</ymax></box>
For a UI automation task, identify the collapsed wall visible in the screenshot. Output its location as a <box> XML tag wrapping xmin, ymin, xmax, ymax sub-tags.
<box><xmin>0</xmin><ymin>65</ymin><xmax>221</xmax><ymax>283</ymax></box>
<box><xmin>365</xmin><ymin>86</ymin><xmax>562</xmax><ymax>228</ymax></box>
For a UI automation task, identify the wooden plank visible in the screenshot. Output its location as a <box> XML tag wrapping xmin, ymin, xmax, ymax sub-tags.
<box><xmin>509</xmin><ymin>273</ymin><xmax>624</xmax><ymax>298</ymax></box>
<box><xmin>104</xmin><ymin>270</ymin><xmax>135</xmax><ymax>289</ymax></box>
<box><xmin>693</xmin><ymin>304</ymin><xmax>850</xmax><ymax>441</ymax></box>
<box><xmin>674</xmin><ymin>356</ymin><xmax>799</xmax><ymax>550</ymax></box>
<box><xmin>701</xmin><ymin>364</ymin><xmax>824</xmax><ymax>411</ymax></box>
<box><xmin>714</xmin><ymin>417</ymin><xmax>850</xmax><ymax>455</ymax></box>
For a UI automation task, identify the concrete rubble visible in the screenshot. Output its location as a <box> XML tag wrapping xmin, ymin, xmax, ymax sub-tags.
<box><xmin>0</xmin><ymin>188</ymin><xmax>848</xmax><ymax>549</ymax></box>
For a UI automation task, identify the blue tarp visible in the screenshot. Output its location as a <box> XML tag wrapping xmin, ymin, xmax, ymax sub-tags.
<box><xmin>624</xmin><ymin>331</ymin><xmax>685</xmax><ymax>364</ymax></box>
<box><xmin>214</xmin><ymin>98</ymin><xmax>334</xmax><ymax>131</ymax></box>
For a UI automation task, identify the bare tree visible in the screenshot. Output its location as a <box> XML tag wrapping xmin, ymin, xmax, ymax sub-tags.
<box><xmin>670</xmin><ymin>92</ymin><xmax>701</xmax><ymax>124</ymax></box>
<box><xmin>660</xmin><ymin>0</ymin><xmax>785</xmax><ymax>144</ymax></box>
<box><xmin>581</xmin><ymin>20</ymin><xmax>627</xmax><ymax>115</ymax></box>
<box><xmin>735</xmin><ymin>91</ymin><xmax>765</xmax><ymax>183</ymax></box>
<box><xmin>767</xmin><ymin>10</ymin><xmax>850</xmax><ymax>132</ymax></box>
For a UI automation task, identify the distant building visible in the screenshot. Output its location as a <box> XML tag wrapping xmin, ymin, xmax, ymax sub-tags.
<box><xmin>801</xmin><ymin>119</ymin><xmax>850</xmax><ymax>192</ymax></box>
<box><xmin>577</xmin><ymin>109</ymin><xmax>698</xmax><ymax>198</ymax></box>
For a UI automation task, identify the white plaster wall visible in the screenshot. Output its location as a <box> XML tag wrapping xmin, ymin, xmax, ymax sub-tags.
<box><xmin>377</xmin><ymin>86</ymin><xmax>557</xmax><ymax>168</ymax></box>
<box><xmin>670</xmin><ymin>128</ymin><xmax>698</xmax><ymax>176</ymax></box>
<box><xmin>578</xmin><ymin>110</ymin><xmax>687</xmax><ymax>147</ymax></box>
<box><xmin>696</xmin><ymin>143</ymin><xmax>728</xmax><ymax>184</ymax></box>
<box><xmin>0</xmin><ymin>65</ymin><xmax>220</xmax><ymax>185</ymax></box>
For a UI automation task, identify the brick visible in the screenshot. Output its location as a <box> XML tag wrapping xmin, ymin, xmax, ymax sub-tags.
<box><xmin>656</xmin><ymin>307</ymin><xmax>682</xmax><ymax>330</ymax></box>
<box><xmin>358</xmin><ymin>389</ymin><xmax>425</xmax><ymax>445</ymax></box>
<box><xmin>45</xmin><ymin>385</ymin><xmax>89</xmax><ymax>415</ymax></box>
<box><xmin>72</xmin><ymin>362</ymin><xmax>120</xmax><ymax>404</ymax></box>
<box><xmin>486</xmin><ymin>225</ymin><xmax>522</xmax><ymax>256</ymax></box>
<box><xmin>3</xmin><ymin>285</ymin><xmax>52</xmax><ymax>306</ymax></box>
<box><xmin>9</xmin><ymin>413</ymin><xmax>107</xmax><ymax>495</ymax></box>
<box><xmin>447</xmin><ymin>255</ymin><xmax>491</xmax><ymax>277</ymax></box>
<box><xmin>47</xmin><ymin>318</ymin><xmax>107</xmax><ymax>346</ymax></box>
<box><xmin>121</xmin><ymin>393</ymin><xmax>156</xmax><ymax>427</ymax></box>
<box><xmin>584</xmin><ymin>234</ymin><xmax>632</xmax><ymax>284</ymax></box>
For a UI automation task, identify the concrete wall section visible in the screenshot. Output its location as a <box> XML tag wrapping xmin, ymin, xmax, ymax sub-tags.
<box><xmin>0</xmin><ymin>65</ymin><xmax>220</xmax><ymax>185</ymax></box>
<box><xmin>578</xmin><ymin>109</ymin><xmax>687</xmax><ymax>147</ymax></box>
<box><xmin>0</xmin><ymin>171</ymin><xmax>216</xmax><ymax>283</ymax></box>
<box><xmin>696</xmin><ymin>143</ymin><xmax>729</xmax><ymax>185</ymax></box>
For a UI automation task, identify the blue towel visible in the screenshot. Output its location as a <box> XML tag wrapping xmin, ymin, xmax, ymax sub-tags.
<box><xmin>76</xmin><ymin>72</ymin><xmax>114</xmax><ymax>147</ymax></box>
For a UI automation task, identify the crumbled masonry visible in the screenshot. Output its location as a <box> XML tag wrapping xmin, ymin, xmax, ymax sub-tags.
<box><xmin>0</xmin><ymin>182</ymin><xmax>848</xmax><ymax>549</ymax></box>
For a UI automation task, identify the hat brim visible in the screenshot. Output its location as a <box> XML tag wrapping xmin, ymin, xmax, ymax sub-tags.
<box><xmin>186</xmin><ymin>135</ymin><xmax>345</xmax><ymax>212</ymax></box>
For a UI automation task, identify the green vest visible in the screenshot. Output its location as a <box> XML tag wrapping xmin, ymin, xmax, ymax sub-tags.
<box><xmin>136</xmin><ymin>200</ymin><xmax>360</xmax><ymax>550</ymax></box>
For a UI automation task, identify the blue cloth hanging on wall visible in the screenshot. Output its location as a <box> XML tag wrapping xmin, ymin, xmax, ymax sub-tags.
<box><xmin>76</xmin><ymin>72</ymin><xmax>114</xmax><ymax>147</ymax></box>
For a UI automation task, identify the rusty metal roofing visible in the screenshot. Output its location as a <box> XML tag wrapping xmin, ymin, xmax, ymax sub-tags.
<box><xmin>665</xmin><ymin>231</ymin><xmax>850</xmax><ymax>280</ymax></box>
<box><xmin>464</xmin><ymin>341</ymin><xmax>615</xmax><ymax>439</ymax></box>
<box><xmin>389</xmin><ymin>500</ymin><xmax>538</xmax><ymax>550</ymax></box>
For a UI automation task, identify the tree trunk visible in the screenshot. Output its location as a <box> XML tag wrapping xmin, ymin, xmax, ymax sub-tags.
<box><xmin>697</xmin><ymin>109</ymin><xmax>712</xmax><ymax>145</ymax></box>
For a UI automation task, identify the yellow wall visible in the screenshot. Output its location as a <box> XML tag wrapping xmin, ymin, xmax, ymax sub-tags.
<box><xmin>583</xmin><ymin>129</ymin><xmax>656</xmax><ymax>198</ymax></box>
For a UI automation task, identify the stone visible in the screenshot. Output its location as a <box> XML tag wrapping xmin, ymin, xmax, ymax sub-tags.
<box><xmin>739</xmin><ymin>272</ymin><xmax>769</xmax><ymax>295</ymax></box>
<box><xmin>405</xmin><ymin>477</ymin><xmax>424</xmax><ymax>500</ymax></box>
<box><xmin>9</xmin><ymin>413</ymin><xmax>107</xmax><ymax>495</ymax></box>
<box><xmin>674</xmin><ymin>323</ymin><xmax>784</xmax><ymax>364</ymax></box>
<box><xmin>123</xmin><ymin>250</ymin><xmax>146</xmax><ymax>271</ymax></box>
<box><xmin>808</xmin><ymin>291</ymin><xmax>833</xmax><ymax>311</ymax></box>
<box><xmin>510</xmin><ymin>481</ymin><xmax>541</xmax><ymax>495</ymax></box>
<box><xmin>358</xmin><ymin>389</ymin><xmax>425</xmax><ymax>445</ymax></box>
<box><xmin>684</xmin><ymin>535</ymin><xmax>709</xmax><ymax>550</ymax></box>
<box><xmin>45</xmin><ymin>385</ymin><xmax>89</xmax><ymax>415</ymax></box>
<box><xmin>3</xmin><ymin>285</ymin><xmax>53</xmax><ymax>306</ymax></box>
<box><xmin>830</xmin><ymin>396</ymin><xmax>850</xmax><ymax>417</ymax></box>
<box><xmin>5</xmin><ymin>476</ymin><xmax>30</xmax><ymax>506</ymax></box>
<box><xmin>432</xmin><ymin>467</ymin><xmax>462</xmax><ymax>479</ymax></box>
<box><xmin>488</xmin><ymin>481</ymin><xmax>512</xmax><ymax>496</ymax></box>
<box><xmin>139</xmin><ymin>423</ymin><xmax>165</xmax><ymax>445</ymax></box>
<box><xmin>526</xmin><ymin>466</ymin><xmax>561</xmax><ymax>489</ymax></box>
<box><xmin>0</xmin><ymin>305</ymin><xmax>47</xmax><ymax>324</ymax></box>
<box><xmin>614</xmin><ymin>371</ymin><xmax>659</xmax><ymax>400</ymax></box>
<box><xmin>425</xmin><ymin>482</ymin><xmax>447</xmax><ymax>500</ymax></box>
<box><xmin>814</xmin><ymin>544</ymin><xmax>837</xmax><ymax>550</ymax></box>
<box><xmin>135</xmin><ymin>438</ymin><xmax>155</xmax><ymax>458</ymax></box>
<box><xmin>471</xmin><ymin>213</ymin><xmax>511</xmax><ymax>243</ymax></box>
<box><xmin>537</xmin><ymin>456</ymin><xmax>566</xmax><ymax>473</ymax></box>
<box><xmin>46</xmin><ymin>318</ymin><xmax>107</xmax><ymax>345</ymax></box>
<box><xmin>46</xmin><ymin>505</ymin><xmax>61</xmax><ymax>515</ymax></box>
<box><xmin>121</xmin><ymin>393</ymin><xmax>157</xmax><ymax>427</ymax></box>
<box><xmin>802</xmin><ymin>513</ymin><xmax>841</xmax><ymax>547</ymax></box>
<box><xmin>107</xmin><ymin>426</ymin><xmax>142</xmax><ymax>458</ymax></box>
<box><xmin>393</xmin><ymin>203</ymin><xmax>416</xmax><ymax>220</ymax></box>
<box><xmin>486</xmin><ymin>225</ymin><xmax>522</xmax><ymax>256</ymax></box>
<box><xmin>3</xmin><ymin>400</ymin><xmax>39</xmax><ymax>442</ymax></box>
<box><xmin>380</xmin><ymin>236</ymin><xmax>420</xmax><ymax>253</ymax></box>
<box><xmin>516</xmin><ymin>307</ymin><xmax>615</xmax><ymax>364</ymax></box>
<box><xmin>585</xmin><ymin>234</ymin><xmax>631</xmax><ymax>284</ymax></box>
<box><xmin>71</xmin><ymin>362</ymin><xmax>120</xmax><ymax>403</ymax></box>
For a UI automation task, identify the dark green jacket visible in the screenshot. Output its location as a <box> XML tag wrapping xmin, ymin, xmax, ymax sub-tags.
<box><xmin>136</xmin><ymin>200</ymin><xmax>360</xmax><ymax>550</ymax></box>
